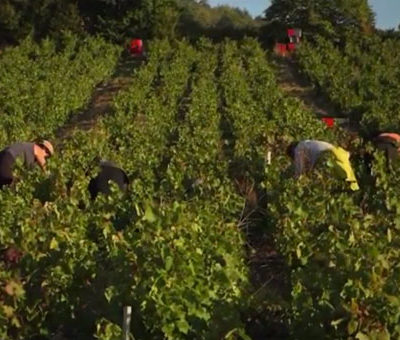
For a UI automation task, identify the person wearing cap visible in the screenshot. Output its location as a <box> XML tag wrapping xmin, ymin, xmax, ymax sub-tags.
<box><xmin>372</xmin><ymin>133</ymin><xmax>400</xmax><ymax>166</ymax></box>
<box><xmin>287</xmin><ymin>140</ymin><xmax>359</xmax><ymax>191</ymax></box>
<box><xmin>0</xmin><ymin>140</ymin><xmax>54</xmax><ymax>188</ymax></box>
<box><xmin>88</xmin><ymin>160</ymin><xmax>129</xmax><ymax>200</ymax></box>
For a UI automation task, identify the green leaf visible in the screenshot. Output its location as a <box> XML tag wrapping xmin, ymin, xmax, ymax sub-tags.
<box><xmin>224</xmin><ymin>328</ymin><xmax>252</xmax><ymax>340</ymax></box>
<box><xmin>176</xmin><ymin>318</ymin><xmax>190</xmax><ymax>334</ymax></box>
<box><xmin>356</xmin><ymin>332</ymin><xmax>370</xmax><ymax>340</ymax></box>
<box><xmin>104</xmin><ymin>286</ymin><xmax>117</xmax><ymax>303</ymax></box>
<box><xmin>375</xmin><ymin>329</ymin><xmax>390</xmax><ymax>340</ymax></box>
<box><xmin>2</xmin><ymin>305</ymin><xmax>14</xmax><ymax>318</ymax></box>
<box><xmin>387</xmin><ymin>228</ymin><xmax>392</xmax><ymax>243</ymax></box>
<box><xmin>165</xmin><ymin>256</ymin><xmax>173</xmax><ymax>271</ymax></box>
<box><xmin>144</xmin><ymin>205</ymin><xmax>156</xmax><ymax>223</ymax></box>
<box><xmin>386</xmin><ymin>294</ymin><xmax>400</xmax><ymax>306</ymax></box>
<box><xmin>347</xmin><ymin>319</ymin><xmax>358</xmax><ymax>335</ymax></box>
<box><xmin>49</xmin><ymin>237</ymin><xmax>59</xmax><ymax>250</ymax></box>
<box><xmin>331</xmin><ymin>318</ymin><xmax>345</xmax><ymax>329</ymax></box>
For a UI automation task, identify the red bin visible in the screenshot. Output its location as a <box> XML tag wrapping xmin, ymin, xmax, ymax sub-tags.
<box><xmin>130</xmin><ymin>39</ymin><xmax>143</xmax><ymax>56</ymax></box>
<box><xmin>274</xmin><ymin>43</ymin><xmax>287</xmax><ymax>56</ymax></box>
<box><xmin>321</xmin><ymin>117</ymin><xmax>335</xmax><ymax>128</ymax></box>
<box><xmin>287</xmin><ymin>43</ymin><xmax>296</xmax><ymax>51</ymax></box>
<box><xmin>287</xmin><ymin>28</ymin><xmax>295</xmax><ymax>37</ymax></box>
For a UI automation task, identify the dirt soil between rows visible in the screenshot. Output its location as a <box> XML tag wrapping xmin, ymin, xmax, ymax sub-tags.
<box><xmin>55</xmin><ymin>57</ymin><xmax>143</xmax><ymax>144</ymax></box>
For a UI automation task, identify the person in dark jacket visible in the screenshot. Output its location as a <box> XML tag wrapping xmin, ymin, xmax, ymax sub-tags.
<box><xmin>0</xmin><ymin>140</ymin><xmax>54</xmax><ymax>188</ymax></box>
<box><xmin>88</xmin><ymin>160</ymin><xmax>129</xmax><ymax>200</ymax></box>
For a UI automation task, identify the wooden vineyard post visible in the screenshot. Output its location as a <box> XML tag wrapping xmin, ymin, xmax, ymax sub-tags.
<box><xmin>123</xmin><ymin>306</ymin><xmax>132</xmax><ymax>340</ymax></box>
<box><xmin>267</xmin><ymin>151</ymin><xmax>272</xmax><ymax>165</ymax></box>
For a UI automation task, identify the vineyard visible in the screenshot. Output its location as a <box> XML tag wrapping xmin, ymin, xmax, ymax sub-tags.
<box><xmin>1</xmin><ymin>33</ymin><xmax>400</xmax><ymax>340</ymax></box>
<box><xmin>297</xmin><ymin>33</ymin><xmax>400</xmax><ymax>134</ymax></box>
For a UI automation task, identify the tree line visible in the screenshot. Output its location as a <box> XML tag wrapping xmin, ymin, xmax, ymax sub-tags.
<box><xmin>0</xmin><ymin>0</ymin><xmax>260</xmax><ymax>45</ymax></box>
<box><xmin>262</xmin><ymin>0</ymin><xmax>376</xmax><ymax>44</ymax></box>
<box><xmin>1</xmin><ymin>0</ymin><xmax>395</xmax><ymax>49</ymax></box>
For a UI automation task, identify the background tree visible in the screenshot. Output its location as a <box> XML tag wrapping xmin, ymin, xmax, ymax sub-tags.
<box><xmin>0</xmin><ymin>0</ymin><xmax>180</xmax><ymax>44</ymax></box>
<box><xmin>0</xmin><ymin>0</ymin><xmax>260</xmax><ymax>44</ymax></box>
<box><xmin>262</xmin><ymin>0</ymin><xmax>375</xmax><ymax>44</ymax></box>
<box><xmin>0</xmin><ymin>0</ymin><xmax>84</xmax><ymax>44</ymax></box>
<box><xmin>177</xmin><ymin>0</ymin><xmax>260</xmax><ymax>41</ymax></box>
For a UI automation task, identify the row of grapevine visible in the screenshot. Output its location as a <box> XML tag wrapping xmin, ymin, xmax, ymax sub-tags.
<box><xmin>162</xmin><ymin>39</ymin><xmax>238</xmax><ymax>201</ymax></box>
<box><xmin>102</xmin><ymin>39</ymin><xmax>249</xmax><ymax>340</ymax></box>
<box><xmin>102</xmin><ymin>38</ymin><xmax>249</xmax><ymax>340</ymax></box>
<box><xmin>0</xmin><ymin>39</ymin><xmax>250</xmax><ymax>340</ymax></box>
<box><xmin>109</xmin><ymin>40</ymin><xmax>198</xmax><ymax>199</ymax></box>
<box><xmin>263</xmin><ymin>37</ymin><xmax>400</xmax><ymax>338</ymax></box>
<box><xmin>217</xmin><ymin>37</ymin><xmax>400</xmax><ymax>339</ymax></box>
<box><xmin>2</xmin><ymin>35</ymin><xmax>400</xmax><ymax>340</ymax></box>
<box><xmin>0</xmin><ymin>32</ymin><xmax>121</xmax><ymax>144</ymax></box>
<box><xmin>296</xmin><ymin>34</ymin><xmax>400</xmax><ymax>133</ymax></box>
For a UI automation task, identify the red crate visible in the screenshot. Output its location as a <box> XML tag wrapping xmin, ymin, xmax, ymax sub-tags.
<box><xmin>287</xmin><ymin>28</ymin><xmax>295</xmax><ymax>37</ymax></box>
<box><xmin>321</xmin><ymin>117</ymin><xmax>335</xmax><ymax>128</ymax></box>
<box><xmin>275</xmin><ymin>43</ymin><xmax>287</xmax><ymax>56</ymax></box>
<box><xmin>130</xmin><ymin>39</ymin><xmax>143</xmax><ymax>55</ymax></box>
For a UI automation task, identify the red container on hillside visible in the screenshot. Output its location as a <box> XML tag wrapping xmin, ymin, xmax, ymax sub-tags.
<box><xmin>287</xmin><ymin>28</ymin><xmax>302</xmax><ymax>43</ymax></box>
<box><xmin>321</xmin><ymin>117</ymin><xmax>335</xmax><ymax>128</ymax></box>
<box><xmin>130</xmin><ymin>39</ymin><xmax>143</xmax><ymax>55</ymax></box>
<box><xmin>275</xmin><ymin>43</ymin><xmax>287</xmax><ymax>56</ymax></box>
<box><xmin>287</xmin><ymin>28</ymin><xmax>295</xmax><ymax>37</ymax></box>
<box><xmin>287</xmin><ymin>43</ymin><xmax>296</xmax><ymax>51</ymax></box>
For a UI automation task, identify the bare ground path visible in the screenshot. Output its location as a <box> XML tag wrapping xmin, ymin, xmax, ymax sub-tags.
<box><xmin>273</xmin><ymin>56</ymin><xmax>356</xmax><ymax>131</ymax></box>
<box><xmin>48</xmin><ymin>56</ymin><xmax>143</xmax><ymax>340</ymax></box>
<box><xmin>55</xmin><ymin>57</ymin><xmax>143</xmax><ymax>144</ymax></box>
<box><xmin>273</xmin><ymin>57</ymin><xmax>338</xmax><ymax>117</ymax></box>
<box><xmin>243</xmin><ymin>56</ymin><xmax>357</xmax><ymax>340</ymax></box>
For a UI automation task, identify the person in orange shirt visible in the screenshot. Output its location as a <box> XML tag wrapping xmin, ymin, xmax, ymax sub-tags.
<box><xmin>372</xmin><ymin>133</ymin><xmax>400</xmax><ymax>166</ymax></box>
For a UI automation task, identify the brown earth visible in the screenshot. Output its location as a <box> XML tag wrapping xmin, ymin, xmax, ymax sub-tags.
<box><xmin>274</xmin><ymin>57</ymin><xmax>339</xmax><ymax>117</ymax></box>
<box><xmin>273</xmin><ymin>56</ymin><xmax>359</xmax><ymax>132</ymax></box>
<box><xmin>55</xmin><ymin>57</ymin><xmax>143</xmax><ymax>143</ymax></box>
